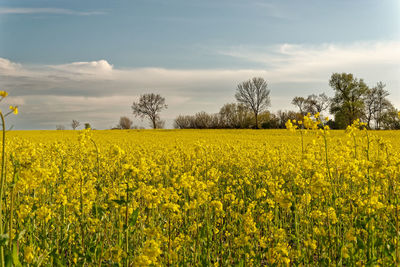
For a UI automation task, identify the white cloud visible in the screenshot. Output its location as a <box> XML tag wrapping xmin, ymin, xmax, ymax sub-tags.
<box><xmin>3</xmin><ymin>97</ymin><xmax>25</xmax><ymax>106</ymax></box>
<box><xmin>47</xmin><ymin>60</ymin><xmax>114</xmax><ymax>80</ymax></box>
<box><xmin>0</xmin><ymin>7</ymin><xmax>105</xmax><ymax>16</ymax></box>
<box><xmin>1</xmin><ymin>40</ymin><xmax>399</xmax><ymax>129</ymax></box>
<box><xmin>219</xmin><ymin>41</ymin><xmax>400</xmax><ymax>82</ymax></box>
<box><xmin>0</xmin><ymin>58</ymin><xmax>22</xmax><ymax>74</ymax></box>
<box><xmin>50</xmin><ymin>60</ymin><xmax>113</xmax><ymax>74</ymax></box>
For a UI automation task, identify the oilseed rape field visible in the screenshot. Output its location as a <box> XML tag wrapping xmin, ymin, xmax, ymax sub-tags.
<box><xmin>0</xmin><ymin>118</ymin><xmax>399</xmax><ymax>265</ymax></box>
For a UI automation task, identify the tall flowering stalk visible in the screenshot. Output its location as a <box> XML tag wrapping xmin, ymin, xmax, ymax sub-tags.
<box><xmin>0</xmin><ymin>90</ymin><xmax>18</xmax><ymax>267</ymax></box>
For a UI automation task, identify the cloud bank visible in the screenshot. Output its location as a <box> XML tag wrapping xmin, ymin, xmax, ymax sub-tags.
<box><xmin>1</xmin><ymin>41</ymin><xmax>399</xmax><ymax>129</ymax></box>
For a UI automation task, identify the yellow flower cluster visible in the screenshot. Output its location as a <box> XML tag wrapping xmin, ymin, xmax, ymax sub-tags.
<box><xmin>0</xmin><ymin>90</ymin><xmax>18</xmax><ymax>115</ymax></box>
<box><xmin>0</xmin><ymin>91</ymin><xmax>8</xmax><ymax>98</ymax></box>
<box><xmin>0</xmin><ymin>123</ymin><xmax>399</xmax><ymax>265</ymax></box>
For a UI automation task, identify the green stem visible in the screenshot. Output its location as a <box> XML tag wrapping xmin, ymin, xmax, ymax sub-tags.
<box><xmin>8</xmin><ymin>185</ymin><xmax>14</xmax><ymax>251</ymax></box>
<box><xmin>125</xmin><ymin>178</ymin><xmax>129</xmax><ymax>267</ymax></box>
<box><xmin>365</xmin><ymin>130</ymin><xmax>373</xmax><ymax>262</ymax></box>
<box><xmin>9</xmin><ymin>157</ymin><xmax>17</xmax><ymax>252</ymax></box>
<box><xmin>0</xmin><ymin>112</ymin><xmax>6</xmax><ymax>267</ymax></box>
<box><xmin>353</xmin><ymin>135</ymin><xmax>357</xmax><ymax>159</ymax></box>
<box><xmin>300</xmin><ymin>129</ymin><xmax>304</xmax><ymax>156</ymax></box>
<box><xmin>90</xmin><ymin>139</ymin><xmax>100</xmax><ymax>179</ymax></box>
<box><xmin>323</xmin><ymin>129</ymin><xmax>332</xmax><ymax>183</ymax></box>
<box><xmin>80</xmin><ymin>175</ymin><xmax>85</xmax><ymax>254</ymax></box>
<box><xmin>98</xmin><ymin>221</ymin><xmax>108</xmax><ymax>267</ymax></box>
<box><xmin>396</xmin><ymin>195</ymin><xmax>399</xmax><ymax>265</ymax></box>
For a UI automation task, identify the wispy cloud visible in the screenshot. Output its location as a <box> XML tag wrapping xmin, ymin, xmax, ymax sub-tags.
<box><xmin>1</xmin><ymin>40</ymin><xmax>399</xmax><ymax>129</ymax></box>
<box><xmin>252</xmin><ymin>1</ymin><xmax>293</xmax><ymax>20</ymax></box>
<box><xmin>218</xmin><ymin>41</ymin><xmax>400</xmax><ymax>82</ymax></box>
<box><xmin>220</xmin><ymin>41</ymin><xmax>400</xmax><ymax>67</ymax></box>
<box><xmin>0</xmin><ymin>7</ymin><xmax>105</xmax><ymax>16</ymax></box>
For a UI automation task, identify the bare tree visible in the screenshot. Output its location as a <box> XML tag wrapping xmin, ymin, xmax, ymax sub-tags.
<box><xmin>117</xmin><ymin>116</ymin><xmax>133</xmax><ymax>129</ymax></box>
<box><xmin>258</xmin><ymin>111</ymin><xmax>280</xmax><ymax>129</ymax></box>
<box><xmin>291</xmin><ymin>96</ymin><xmax>307</xmax><ymax>115</ymax></box>
<box><xmin>364</xmin><ymin>87</ymin><xmax>378</xmax><ymax>129</ymax></box>
<box><xmin>219</xmin><ymin>103</ymin><xmax>252</xmax><ymax>128</ymax></box>
<box><xmin>193</xmin><ymin>111</ymin><xmax>214</xmax><ymax>129</ymax></box>
<box><xmin>173</xmin><ymin>112</ymin><xmax>222</xmax><ymax>129</ymax></box>
<box><xmin>174</xmin><ymin>115</ymin><xmax>192</xmax><ymax>129</ymax></box>
<box><xmin>292</xmin><ymin>93</ymin><xmax>330</xmax><ymax>116</ymax></box>
<box><xmin>276</xmin><ymin>110</ymin><xmax>303</xmax><ymax>128</ymax></box>
<box><xmin>380</xmin><ymin>106</ymin><xmax>400</xmax><ymax>130</ymax></box>
<box><xmin>56</xmin><ymin>125</ymin><xmax>65</xmax><ymax>130</ymax></box>
<box><xmin>219</xmin><ymin>103</ymin><xmax>237</xmax><ymax>128</ymax></box>
<box><xmin>305</xmin><ymin>93</ymin><xmax>331</xmax><ymax>114</ymax></box>
<box><xmin>71</xmin><ymin>119</ymin><xmax>80</xmax><ymax>130</ymax></box>
<box><xmin>235</xmin><ymin>77</ymin><xmax>271</xmax><ymax>128</ymax></box>
<box><xmin>132</xmin><ymin>93</ymin><xmax>167</xmax><ymax>129</ymax></box>
<box><xmin>372</xmin><ymin>82</ymin><xmax>392</xmax><ymax>129</ymax></box>
<box><xmin>155</xmin><ymin>119</ymin><xmax>165</xmax><ymax>129</ymax></box>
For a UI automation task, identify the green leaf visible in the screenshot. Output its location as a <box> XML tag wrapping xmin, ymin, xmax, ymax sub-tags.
<box><xmin>17</xmin><ymin>229</ymin><xmax>26</xmax><ymax>241</ymax></box>
<box><xmin>92</xmin><ymin>205</ymin><xmax>105</xmax><ymax>217</ymax></box>
<box><xmin>12</xmin><ymin>242</ymin><xmax>22</xmax><ymax>267</ymax></box>
<box><xmin>5</xmin><ymin>251</ymin><xmax>12</xmax><ymax>267</ymax></box>
<box><xmin>129</xmin><ymin>208</ymin><xmax>140</xmax><ymax>227</ymax></box>
<box><xmin>111</xmin><ymin>199</ymin><xmax>126</xmax><ymax>206</ymax></box>
<box><xmin>95</xmin><ymin>184</ymin><xmax>103</xmax><ymax>192</ymax></box>
<box><xmin>235</xmin><ymin>258</ymin><xmax>245</xmax><ymax>267</ymax></box>
<box><xmin>357</xmin><ymin>237</ymin><xmax>365</xmax><ymax>250</ymax></box>
<box><xmin>0</xmin><ymin>234</ymin><xmax>9</xmax><ymax>246</ymax></box>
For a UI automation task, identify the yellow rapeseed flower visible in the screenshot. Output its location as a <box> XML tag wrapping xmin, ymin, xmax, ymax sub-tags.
<box><xmin>1</xmin><ymin>123</ymin><xmax>399</xmax><ymax>265</ymax></box>
<box><xmin>23</xmin><ymin>246</ymin><xmax>34</xmax><ymax>264</ymax></box>
<box><xmin>0</xmin><ymin>91</ymin><xmax>8</xmax><ymax>98</ymax></box>
<box><xmin>9</xmin><ymin>105</ymin><xmax>18</xmax><ymax>114</ymax></box>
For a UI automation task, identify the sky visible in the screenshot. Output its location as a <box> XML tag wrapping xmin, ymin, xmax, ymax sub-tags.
<box><xmin>0</xmin><ymin>0</ymin><xmax>399</xmax><ymax>129</ymax></box>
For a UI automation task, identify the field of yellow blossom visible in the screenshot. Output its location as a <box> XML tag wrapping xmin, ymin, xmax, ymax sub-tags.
<box><xmin>0</xmin><ymin>122</ymin><xmax>399</xmax><ymax>265</ymax></box>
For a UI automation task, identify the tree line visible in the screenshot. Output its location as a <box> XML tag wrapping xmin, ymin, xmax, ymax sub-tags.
<box><xmin>63</xmin><ymin>72</ymin><xmax>399</xmax><ymax>130</ymax></box>
<box><xmin>173</xmin><ymin>72</ymin><xmax>399</xmax><ymax>130</ymax></box>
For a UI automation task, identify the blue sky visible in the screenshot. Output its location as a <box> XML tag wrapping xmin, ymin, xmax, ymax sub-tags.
<box><xmin>0</xmin><ymin>0</ymin><xmax>399</xmax><ymax>129</ymax></box>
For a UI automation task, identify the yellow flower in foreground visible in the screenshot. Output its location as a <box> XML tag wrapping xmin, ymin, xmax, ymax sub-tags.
<box><xmin>285</xmin><ymin>120</ymin><xmax>298</xmax><ymax>132</ymax></box>
<box><xmin>9</xmin><ymin>105</ymin><xmax>18</xmax><ymax>114</ymax></box>
<box><xmin>24</xmin><ymin>245</ymin><xmax>34</xmax><ymax>264</ymax></box>
<box><xmin>0</xmin><ymin>91</ymin><xmax>8</xmax><ymax>98</ymax></box>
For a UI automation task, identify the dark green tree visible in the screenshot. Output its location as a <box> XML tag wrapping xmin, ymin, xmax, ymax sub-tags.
<box><xmin>329</xmin><ymin>73</ymin><xmax>368</xmax><ymax>128</ymax></box>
